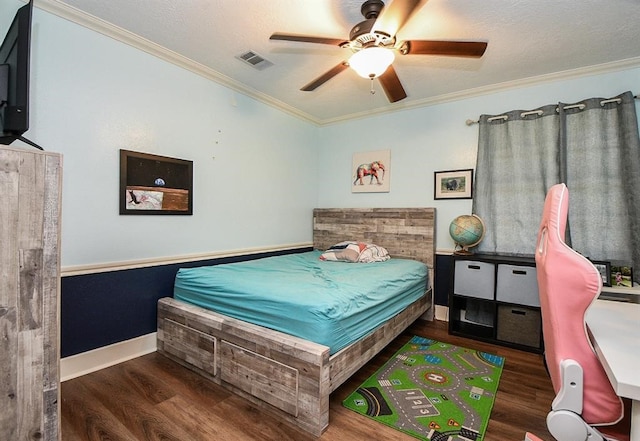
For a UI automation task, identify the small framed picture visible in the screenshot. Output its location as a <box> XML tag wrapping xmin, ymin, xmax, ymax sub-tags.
<box><xmin>120</xmin><ymin>149</ymin><xmax>193</xmax><ymax>215</ymax></box>
<box><xmin>590</xmin><ymin>260</ymin><xmax>611</xmax><ymax>287</ymax></box>
<box><xmin>610</xmin><ymin>265</ymin><xmax>634</xmax><ymax>288</ymax></box>
<box><xmin>434</xmin><ymin>169</ymin><xmax>473</xmax><ymax>199</ymax></box>
<box><xmin>352</xmin><ymin>149</ymin><xmax>390</xmax><ymax>193</ymax></box>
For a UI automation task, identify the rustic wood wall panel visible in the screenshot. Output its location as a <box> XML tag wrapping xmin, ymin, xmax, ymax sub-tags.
<box><xmin>0</xmin><ymin>149</ymin><xmax>20</xmax><ymax>440</ymax></box>
<box><xmin>0</xmin><ymin>146</ymin><xmax>62</xmax><ymax>441</ymax></box>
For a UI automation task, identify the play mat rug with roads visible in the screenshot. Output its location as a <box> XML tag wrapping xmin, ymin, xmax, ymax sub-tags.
<box><xmin>343</xmin><ymin>336</ymin><xmax>505</xmax><ymax>440</ymax></box>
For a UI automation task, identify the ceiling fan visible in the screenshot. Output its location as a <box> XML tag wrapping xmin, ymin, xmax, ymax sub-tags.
<box><xmin>270</xmin><ymin>0</ymin><xmax>487</xmax><ymax>103</ymax></box>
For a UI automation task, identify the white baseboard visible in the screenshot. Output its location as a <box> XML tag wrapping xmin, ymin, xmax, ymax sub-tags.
<box><xmin>434</xmin><ymin>305</ymin><xmax>449</xmax><ymax>322</ymax></box>
<box><xmin>61</xmin><ymin>332</ymin><xmax>157</xmax><ymax>382</ymax></box>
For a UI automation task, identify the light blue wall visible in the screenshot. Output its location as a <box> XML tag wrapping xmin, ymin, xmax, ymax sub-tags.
<box><xmin>19</xmin><ymin>6</ymin><xmax>319</xmax><ymax>267</ymax></box>
<box><xmin>4</xmin><ymin>1</ymin><xmax>639</xmax><ymax>265</ymax></box>
<box><xmin>317</xmin><ymin>67</ymin><xmax>640</xmax><ymax>250</ymax></box>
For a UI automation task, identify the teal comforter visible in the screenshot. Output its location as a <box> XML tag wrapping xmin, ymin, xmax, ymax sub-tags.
<box><xmin>174</xmin><ymin>251</ymin><xmax>428</xmax><ymax>354</ymax></box>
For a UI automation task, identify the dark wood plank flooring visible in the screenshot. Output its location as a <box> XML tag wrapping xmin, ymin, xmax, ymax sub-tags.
<box><xmin>61</xmin><ymin>319</ymin><xmax>555</xmax><ymax>440</ymax></box>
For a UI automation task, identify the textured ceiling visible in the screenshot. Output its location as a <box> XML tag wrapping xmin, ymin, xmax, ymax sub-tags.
<box><xmin>35</xmin><ymin>0</ymin><xmax>640</xmax><ymax>124</ymax></box>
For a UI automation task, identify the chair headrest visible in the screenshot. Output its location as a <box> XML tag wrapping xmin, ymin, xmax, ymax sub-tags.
<box><xmin>539</xmin><ymin>183</ymin><xmax>569</xmax><ymax>247</ymax></box>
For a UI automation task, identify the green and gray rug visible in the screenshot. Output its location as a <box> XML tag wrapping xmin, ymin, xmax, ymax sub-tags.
<box><xmin>343</xmin><ymin>336</ymin><xmax>504</xmax><ymax>440</ymax></box>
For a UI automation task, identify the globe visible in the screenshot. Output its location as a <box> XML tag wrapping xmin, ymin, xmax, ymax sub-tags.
<box><xmin>449</xmin><ymin>214</ymin><xmax>485</xmax><ymax>255</ymax></box>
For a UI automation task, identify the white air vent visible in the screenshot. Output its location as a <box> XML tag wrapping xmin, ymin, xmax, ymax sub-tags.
<box><xmin>236</xmin><ymin>51</ymin><xmax>273</xmax><ymax>70</ymax></box>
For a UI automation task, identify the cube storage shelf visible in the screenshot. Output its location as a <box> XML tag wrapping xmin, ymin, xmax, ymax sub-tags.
<box><xmin>448</xmin><ymin>254</ymin><xmax>543</xmax><ymax>353</ymax></box>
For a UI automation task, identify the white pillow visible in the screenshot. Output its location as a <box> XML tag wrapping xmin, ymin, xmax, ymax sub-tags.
<box><xmin>319</xmin><ymin>241</ymin><xmax>363</xmax><ymax>262</ymax></box>
<box><xmin>319</xmin><ymin>241</ymin><xmax>390</xmax><ymax>263</ymax></box>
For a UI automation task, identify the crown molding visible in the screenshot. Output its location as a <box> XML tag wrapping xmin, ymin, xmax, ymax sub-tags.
<box><xmin>320</xmin><ymin>56</ymin><xmax>640</xmax><ymax>125</ymax></box>
<box><xmin>35</xmin><ymin>1</ymin><xmax>640</xmax><ymax>127</ymax></box>
<box><xmin>35</xmin><ymin>0</ymin><xmax>322</xmax><ymax>124</ymax></box>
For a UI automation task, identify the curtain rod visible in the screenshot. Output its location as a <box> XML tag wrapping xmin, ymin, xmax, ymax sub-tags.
<box><xmin>465</xmin><ymin>94</ymin><xmax>640</xmax><ymax>126</ymax></box>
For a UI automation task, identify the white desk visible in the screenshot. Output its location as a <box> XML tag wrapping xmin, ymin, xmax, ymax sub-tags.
<box><xmin>586</xmin><ymin>298</ymin><xmax>640</xmax><ymax>440</ymax></box>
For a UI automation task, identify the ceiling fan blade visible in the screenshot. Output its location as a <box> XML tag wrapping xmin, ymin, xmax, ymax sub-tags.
<box><xmin>400</xmin><ymin>40</ymin><xmax>488</xmax><ymax>57</ymax></box>
<box><xmin>270</xmin><ymin>33</ymin><xmax>347</xmax><ymax>46</ymax></box>
<box><xmin>372</xmin><ymin>0</ymin><xmax>428</xmax><ymax>38</ymax></box>
<box><xmin>378</xmin><ymin>65</ymin><xmax>407</xmax><ymax>103</ymax></box>
<box><xmin>301</xmin><ymin>62</ymin><xmax>349</xmax><ymax>91</ymax></box>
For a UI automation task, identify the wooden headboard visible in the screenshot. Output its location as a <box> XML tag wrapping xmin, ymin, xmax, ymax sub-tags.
<box><xmin>312</xmin><ymin>208</ymin><xmax>435</xmax><ymax>269</ymax></box>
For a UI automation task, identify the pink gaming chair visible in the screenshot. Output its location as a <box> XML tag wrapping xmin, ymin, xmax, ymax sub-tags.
<box><xmin>535</xmin><ymin>183</ymin><xmax>629</xmax><ymax>441</ymax></box>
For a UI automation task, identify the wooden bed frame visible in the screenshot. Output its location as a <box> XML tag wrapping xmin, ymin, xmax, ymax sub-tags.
<box><xmin>157</xmin><ymin>208</ymin><xmax>435</xmax><ymax>436</ymax></box>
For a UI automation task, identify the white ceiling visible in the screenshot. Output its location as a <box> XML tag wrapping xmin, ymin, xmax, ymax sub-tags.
<box><xmin>37</xmin><ymin>0</ymin><xmax>640</xmax><ymax>124</ymax></box>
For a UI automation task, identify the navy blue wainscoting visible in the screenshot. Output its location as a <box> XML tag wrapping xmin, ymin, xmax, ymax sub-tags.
<box><xmin>434</xmin><ymin>253</ymin><xmax>453</xmax><ymax>307</ymax></box>
<box><xmin>61</xmin><ymin>247</ymin><xmax>312</xmax><ymax>357</ymax></box>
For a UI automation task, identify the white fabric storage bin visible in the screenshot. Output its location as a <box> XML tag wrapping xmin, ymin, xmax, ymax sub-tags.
<box><xmin>453</xmin><ymin>260</ymin><xmax>495</xmax><ymax>300</ymax></box>
<box><xmin>496</xmin><ymin>264</ymin><xmax>540</xmax><ymax>307</ymax></box>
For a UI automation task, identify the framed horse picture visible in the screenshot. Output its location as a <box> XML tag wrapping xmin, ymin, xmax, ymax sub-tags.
<box><xmin>352</xmin><ymin>149</ymin><xmax>390</xmax><ymax>193</ymax></box>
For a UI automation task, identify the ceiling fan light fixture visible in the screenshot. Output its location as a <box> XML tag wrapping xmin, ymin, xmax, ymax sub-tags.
<box><xmin>349</xmin><ymin>47</ymin><xmax>395</xmax><ymax>79</ymax></box>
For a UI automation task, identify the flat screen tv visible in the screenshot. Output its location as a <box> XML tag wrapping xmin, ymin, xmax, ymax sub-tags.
<box><xmin>0</xmin><ymin>0</ymin><xmax>33</xmax><ymax>146</ymax></box>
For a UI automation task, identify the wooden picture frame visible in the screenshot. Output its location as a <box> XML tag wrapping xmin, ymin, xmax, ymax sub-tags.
<box><xmin>434</xmin><ymin>169</ymin><xmax>473</xmax><ymax>199</ymax></box>
<box><xmin>119</xmin><ymin>149</ymin><xmax>193</xmax><ymax>215</ymax></box>
<box><xmin>590</xmin><ymin>260</ymin><xmax>611</xmax><ymax>287</ymax></box>
<box><xmin>610</xmin><ymin>265</ymin><xmax>634</xmax><ymax>288</ymax></box>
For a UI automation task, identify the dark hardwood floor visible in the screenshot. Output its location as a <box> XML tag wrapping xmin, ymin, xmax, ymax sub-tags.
<box><xmin>61</xmin><ymin>319</ymin><xmax>555</xmax><ymax>440</ymax></box>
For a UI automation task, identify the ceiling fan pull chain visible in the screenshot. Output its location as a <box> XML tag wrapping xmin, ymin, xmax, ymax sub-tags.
<box><xmin>370</xmin><ymin>78</ymin><xmax>376</xmax><ymax>95</ymax></box>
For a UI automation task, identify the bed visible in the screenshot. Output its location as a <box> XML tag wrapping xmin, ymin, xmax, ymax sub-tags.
<box><xmin>157</xmin><ymin>208</ymin><xmax>435</xmax><ymax>436</ymax></box>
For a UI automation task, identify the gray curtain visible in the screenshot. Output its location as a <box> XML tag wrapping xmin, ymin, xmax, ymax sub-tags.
<box><xmin>562</xmin><ymin>92</ymin><xmax>640</xmax><ymax>269</ymax></box>
<box><xmin>473</xmin><ymin>91</ymin><xmax>640</xmax><ymax>279</ymax></box>
<box><xmin>473</xmin><ymin>104</ymin><xmax>560</xmax><ymax>255</ymax></box>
